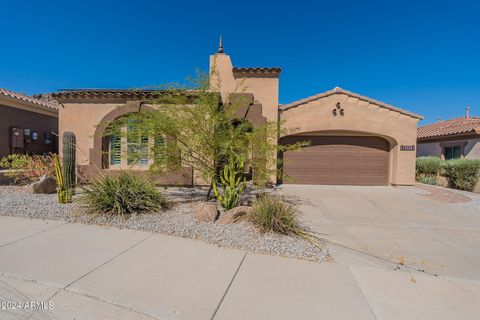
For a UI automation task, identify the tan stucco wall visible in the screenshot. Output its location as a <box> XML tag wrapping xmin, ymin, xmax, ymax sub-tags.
<box><xmin>209</xmin><ymin>53</ymin><xmax>280</xmax><ymax>183</ymax></box>
<box><xmin>59</xmin><ymin>102</ymin><xmax>123</xmax><ymax>165</ymax></box>
<box><xmin>417</xmin><ymin>137</ymin><xmax>480</xmax><ymax>160</ymax></box>
<box><xmin>209</xmin><ymin>53</ymin><xmax>279</xmax><ymax>123</ymax></box>
<box><xmin>280</xmin><ymin>93</ymin><xmax>420</xmax><ymax>185</ymax></box>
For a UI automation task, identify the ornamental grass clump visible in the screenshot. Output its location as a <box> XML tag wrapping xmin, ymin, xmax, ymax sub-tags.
<box><xmin>80</xmin><ymin>171</ymin><xmax>164</xmax><ymax>216</ymax></box>
<box><xmin>249</xmin><ymin>194</ymin><xmax>306</xmax><ymax>236</ymax></box>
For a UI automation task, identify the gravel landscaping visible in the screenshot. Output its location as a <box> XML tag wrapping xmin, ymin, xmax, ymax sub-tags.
<box><xmin>0</xmin><ymin>186</ymin><xmax>328</xmax><ymax>262</ymax></box>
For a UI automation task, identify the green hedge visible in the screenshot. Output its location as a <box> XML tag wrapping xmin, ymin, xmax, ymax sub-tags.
<box><xmin>415</xmin><ymin>157</ymin><xmax>441</xmax><ymax>185</ymax></box>
<box><xmin>416</xmin><ymin>157</ymin><xmax>441</xmax><ymax>176</ymax></box>
<box><xmin>441</xmin><ymin>159</ymin><xmax>480</xmax><ymax>191</ymax></box>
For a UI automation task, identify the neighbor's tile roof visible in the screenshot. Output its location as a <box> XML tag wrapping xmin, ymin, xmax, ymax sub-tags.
<box><xmin>280</xmin><ymin>87</ymin><xmax>423</xmax><ymax>119</ymax></box>
<box><xmin>417</xmin><ymin>117</ymin><xmax>480</xmax><ymax>139</ymax></box>
<box><xmin>0</xmin><ymin>88</ymin><xmax>59</xmax><ymax>111</ymax></box>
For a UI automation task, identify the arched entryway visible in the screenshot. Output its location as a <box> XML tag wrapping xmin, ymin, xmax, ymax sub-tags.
<box><xmin>89</xmin><ymin>102</ymin><xmax>156</xmax><ymax>170</ymax></box>
<box><xmin>279</xmin><ymin>134</ymin><xmax>391</xmax><ymax>185</ymax></box>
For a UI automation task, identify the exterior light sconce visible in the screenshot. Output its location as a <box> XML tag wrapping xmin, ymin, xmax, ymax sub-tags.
<box><xmin>332</xmin><ymin>102</ymin><xmax>344</xmax><ymax>116</ymax></box>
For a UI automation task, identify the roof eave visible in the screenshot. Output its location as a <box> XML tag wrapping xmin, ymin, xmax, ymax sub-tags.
<box><xmin>281</xmin><ymin>87</ymin><xmax>423</xmax><ymax>120</ymax></box>
<box><xmin>0</xmin><ymin>95</ymin><xmax>58</xmax><ymax>116</ymax></box>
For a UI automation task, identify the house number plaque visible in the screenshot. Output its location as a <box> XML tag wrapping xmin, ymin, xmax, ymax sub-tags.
<box><xmin>400</xmin><ymin>145</ymin><xmax>415</xmax><ymax>151</ymax></box>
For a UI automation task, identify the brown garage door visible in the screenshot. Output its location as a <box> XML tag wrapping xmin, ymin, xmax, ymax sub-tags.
<box><xmin>281</xmin><ymin>136</ymin><xmax>389</xmax><ymax>185</ymax></box>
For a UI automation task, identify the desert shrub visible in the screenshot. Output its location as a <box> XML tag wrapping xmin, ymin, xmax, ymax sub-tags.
<box><xmin>249</xmin><ymin>194</ymin><xmax>304</xmax><ymax>236</ymax></box>
<box><xmin>415</xmin><ymin>157</ymin><xmax>441</xmax><ymax>185</ymax></box>
<box><xmin>417</xmin><ymin>174</ymin><xmax>438</xmax><ymax>185</ymax></box>
<box><xmin>441</xmin><ymin>159</ymin><xmax>480</xmax><ymax>191</ymax></box>
<box><xmin>416</xmin><ymin>157</ymin><xmax>441</xmax><ymax>176</ymax></box>
<box><xmin>0</xmin><ymin>154</ymin><xmax>55</xmax><ymax>184</ymax></box>
<box><xmin>80</xmin><ymin>172</ymin><xmax>164</xmax><ymax>215</ymax></box>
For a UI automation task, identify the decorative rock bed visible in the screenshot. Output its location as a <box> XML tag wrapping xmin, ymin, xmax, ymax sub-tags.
<box><xmin>0</xmin><ymin>186</ymin><xmax>328</xmax><ymax>262</ymax></box>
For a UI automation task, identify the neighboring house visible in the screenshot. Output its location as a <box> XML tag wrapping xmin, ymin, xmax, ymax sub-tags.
<box><xmin>417</xmin><ymin>109</ymin><xmax>480</xmax><ymax>160</ymax></box>
<box><xmin>53</xmin><ymin>41</ymin><xmax>422</xmax><ymax>186</ymax></box>
<box><xmin>0</xmin><ymin>88</ymin><xmax>58</xmax><ymax>159</ymax></box>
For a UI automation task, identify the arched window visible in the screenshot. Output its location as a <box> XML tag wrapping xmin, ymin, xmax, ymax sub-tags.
<box><xmin>101</xmin><ymin>114</ymin><xmax>171</xmax><ymax>170</ymax></box>
<box><xmin>126</xmin><ymin>121</ymin><xmax>149</xmax><ymax>166</ymax></box>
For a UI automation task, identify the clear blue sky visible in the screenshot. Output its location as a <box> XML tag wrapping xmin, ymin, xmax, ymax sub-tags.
<box><xmin>1</xmin><ymin>0</ymin><xmax>479</xmax><ymax>125</ymax></box>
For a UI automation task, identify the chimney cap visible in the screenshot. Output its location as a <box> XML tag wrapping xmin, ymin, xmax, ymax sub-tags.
<box><xmin>466</xmin><ymin>106</ymin><xmax>471</xmax><ymax>118</ymax></box>
<box><xmin>218</xmin><ymin>35</ymin><xmax>224</xmax><ymax>54</ymax></box>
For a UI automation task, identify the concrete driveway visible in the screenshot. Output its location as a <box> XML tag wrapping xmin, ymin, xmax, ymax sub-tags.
<box><xmin>279</xmin><ymin>184</ymin><xmax>480</xmax><ymax>281</ymax></box>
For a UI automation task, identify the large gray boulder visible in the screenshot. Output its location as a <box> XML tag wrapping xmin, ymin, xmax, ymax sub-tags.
<box><xmin>195</xmin><ymin>202</ymin><xmax>219</xmax><ymax>223</ymax></box>
<box><xmin>32</xmin><ymin>175</ymin><xmax>57</xmax><ymax>194</ymax></box>
<box><xmin>218</xmin><ymin>206</ymin><xmax>251</xmax><ymax>224</ymax></box>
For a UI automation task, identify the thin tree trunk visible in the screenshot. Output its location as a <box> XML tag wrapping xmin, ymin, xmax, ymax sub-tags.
<box><xmin>206</xmin><ymin>182</ymin><xmax>213</xmax><ymax>201</ymax></box>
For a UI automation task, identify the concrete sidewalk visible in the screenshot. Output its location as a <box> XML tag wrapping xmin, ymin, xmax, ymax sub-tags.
<box><xmin>0</xmin><ymin>216</ymin><xmax>479</xmax><ymax>320</ymax></box>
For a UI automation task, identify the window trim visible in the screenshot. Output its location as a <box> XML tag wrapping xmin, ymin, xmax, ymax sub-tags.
<box><xmin>440</xmin><ymin>141</ymin><xmax>467</xmax><ymax>160</ymax></box>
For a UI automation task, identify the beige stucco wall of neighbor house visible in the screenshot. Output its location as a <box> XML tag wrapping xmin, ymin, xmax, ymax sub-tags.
<box><xmin>416</xmin><ymin>142</ymin><xmax>442</xmax><ymax>158</ymax></box>
<box><xmin>280</xmin><ymin>92</ymin><xmax>421</xmax><ymax>185</ymax></box>
<box><xmin>417</xmin><ymin>137</ymin><xmax>480</xmax><ymax>160</ymax></box>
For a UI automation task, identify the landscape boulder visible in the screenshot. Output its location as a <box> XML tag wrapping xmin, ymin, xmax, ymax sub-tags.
<box><xmin>32</xmin><ymin>175</ymin><xmax>57</xmax><ymax>194</ymax></box>
<box><xmin>218</xmin><ymin>206</ymin><xmax>251</xmax><ymax>224</ymax></box>
<box><xmin>195</xmin><ymin>202</ymin><xmax>219</xmax><ymax>222</ymax></box>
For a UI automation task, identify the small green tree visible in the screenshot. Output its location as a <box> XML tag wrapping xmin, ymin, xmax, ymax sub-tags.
<box><xmin>106</xmin><ymin>71</ymin><xmax>307</xmax><ymax>201</ymax></box>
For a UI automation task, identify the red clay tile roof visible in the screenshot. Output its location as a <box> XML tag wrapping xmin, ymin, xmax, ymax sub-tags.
<box><xmin>51</xmin><ymin>89</ymin><xmax>201</xmax><ymax>100</ymax></box>
<box><xmin>232</xmin><ymin>67</ymin><xmax>281</xmax><ymax>74</ymax></box>
<box><xmin>0</xmin><ymin>88</ymin><xmax>59</xmax><ymax>111</ymax></box>
<box><xmin>280</xmin><ymin>87</ymin><xmax>423</xmax><ymax>119</ymax></box>
<box><xmin>417</xmin><ymin>117</ymin><xmax>480</xmax><ymax>139</ymax></box>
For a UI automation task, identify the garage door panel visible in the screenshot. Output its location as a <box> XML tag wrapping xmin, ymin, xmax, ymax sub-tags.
<box><xmin>284</xmin><ymin>159</ymin><xmax>331</xmax><ymax>167</ymax></box>
<box><xmin>287</xmin><ymin>151</ymin><xmax>332</xmax><ymax>158</ymax></box>
<box><xmin>332</xmin><ymin>175</ymin><xmax>360</xmax><ymax>185</ymax></box>
<box><xmin>281</xmin><ymin>136</ymin><xmax>389</xmax><ymax>186</ymax></box>
<box><xmin>358</xmin><ymin>176</ymin><xmax>387</xmax><ymax>185</ymax></box>
<box><xmin>332</xmin><ymin>151</ymin><xmax>359</xmax><ymax>159</ymax></box>
<box><xmin>359</xmin><ymin>151</ymin><xmax>386</xmax><ymax>158</ymax></box>
<box><xmin>358</xmin><ymin>163</ymin><xmax>387</xmax><ymax>170</ymax></box>
<box><xmin>285</xmin><ymin>166</ymin><xmax>331</xmax><ymax>174</ymax></box>
<box><xmin>286</xmin><ymin>175</ymin><xmax>332</xmax><ymax>184</ymax></box>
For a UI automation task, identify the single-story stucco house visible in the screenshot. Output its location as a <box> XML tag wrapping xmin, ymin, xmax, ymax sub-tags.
<box><xmin>0</xmin><ymin>88</ymin><xmax>58</xmax><ymax>159</ymax></box>
<box><xmin>52</xmin><ymin>42</ymin><xmax>423</xmax><ymax>186</ymax></box>
<box><xmin>417</xmin><ymin>108</ymin><xmax>480</xmax><ymax>160</ymax></box>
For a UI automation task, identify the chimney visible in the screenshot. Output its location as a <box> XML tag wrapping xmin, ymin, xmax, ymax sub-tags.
<box><xmin>466</xmin><ymin>106</ymin><xmax>470</xmax><ymax>119</ymax></box>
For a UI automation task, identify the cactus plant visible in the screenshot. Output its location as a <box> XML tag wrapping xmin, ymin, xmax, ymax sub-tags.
<box><xmin>53</xmin><ymin>154</ymin><xmax>71</xmax><ymax>203</ymax></box>
<box><xmin>62</xmin><ymin>132</ymin><xmax>76</xmax><ymax>194</ymax></box>
<box><xmin>213</xmin><ymin>157</ymin><xmax>247</xmax><ymax>210</ymax></box>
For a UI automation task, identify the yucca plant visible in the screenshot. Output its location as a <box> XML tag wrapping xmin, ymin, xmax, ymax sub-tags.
<box><xmin>213</xmin><ymin>157</ymin><xmax>247</xmax><ymax>210</ymax></box>
<box><xmin>80</xmin><ymin>171</ymin><xmax>164</xmax><ymax>216</ymax></box>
